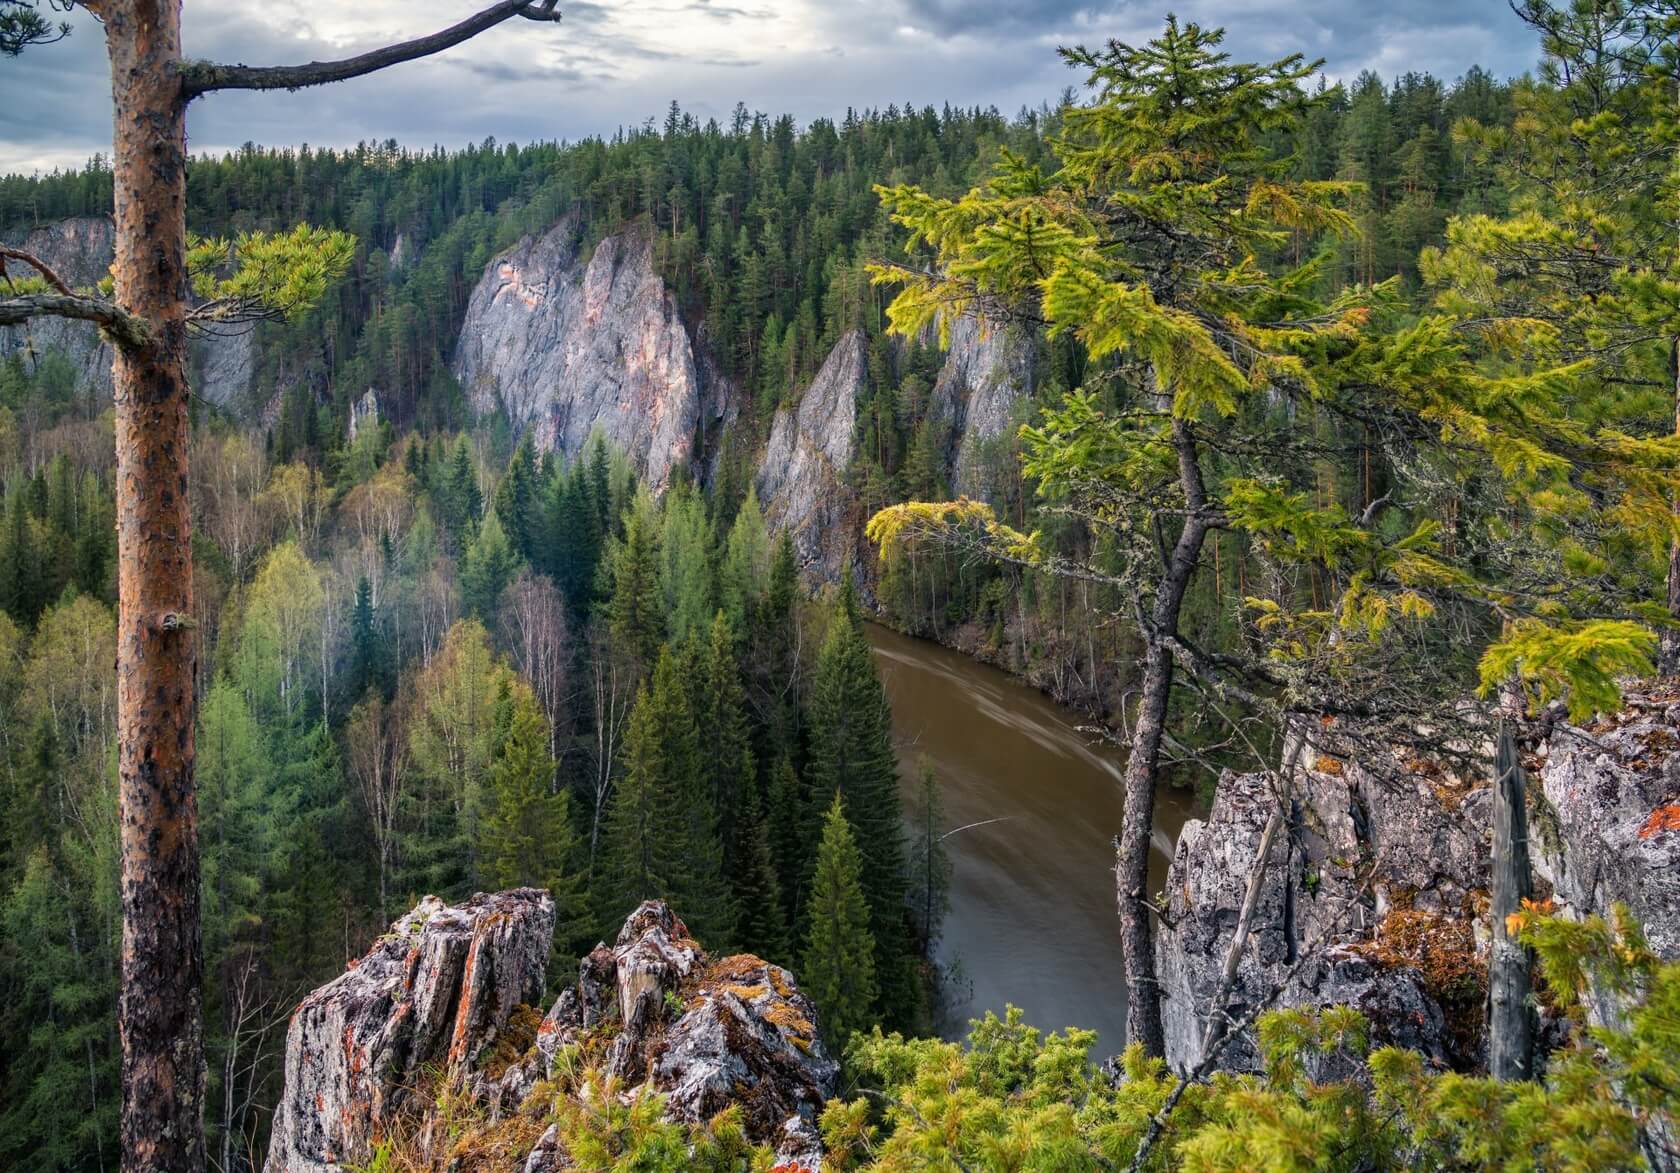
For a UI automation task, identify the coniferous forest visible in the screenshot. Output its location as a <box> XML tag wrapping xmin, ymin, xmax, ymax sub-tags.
<box><xmin>1</xmin><ymin>1</ymin><xmax>1678</xmax><ymax>1170</ymax></box>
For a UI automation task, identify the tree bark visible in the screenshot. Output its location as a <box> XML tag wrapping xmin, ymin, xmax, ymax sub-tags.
<box><xmin>92</xmin><ymin>2</ymin><xmax>207</xmax><ymax>1168</ymax></box>
<box><xmin>1118</xmin><ymin>416</ymin><xmax>1210</xmax><ymax>1059</ymax></box>
<box><xmin>1660</xmin><ymin>338</ymin><xmax>1680</xmax><ymax>676</ymax></box>
<box><xmin>1488</xmin><ymin>724</ymin><xmax>1537</xmax><ymax>1082</ymax></box>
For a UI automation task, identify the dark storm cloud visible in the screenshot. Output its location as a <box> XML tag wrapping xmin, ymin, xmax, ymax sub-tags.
<box><xmin>0</xmin><ymin>0</ymin><xmax>1540</xmax><ymax>175</ymax></box>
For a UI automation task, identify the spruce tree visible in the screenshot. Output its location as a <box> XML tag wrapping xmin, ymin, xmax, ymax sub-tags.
<box><xmin>801</xmin><ymin>795</ymin><xmax>878</xmax><ymax>1054</ymax></box>
<box><xmin>492</xmin><ymin>435</ymin><xmax>538</xmax><ymax>561</ymax></box>
<box><xmin>730</xmin><ymin>766</ymin><xmax>790</xmax><ymax>963</ymax></box>
<box><xmin>480</xmin><ymin>679</ymin><xmax>589</xmax><ymax>957</ymax></box>
<box><xmin>765</xmin><ymin>754</ymin><xmax>806</xmax><ymax>926</ymax></box>
<box><xmin>461</xmin><ymin>509</ymin><xmax>522</xmax><ymax>620</ymax></box>
<box><xmin>347</xmin><ymin>576</ymin><xmax>386</xmax><ymax>701</ymax></box>
<box><xmin>607</xmin><ymin>495</ymin><xmax>666</xmax><ymax>678</ymax></box>
<box><xmin>597</xmin><ymin>649</ymin><xmax>733</xmax><ymax>945</ymax></box>
<box><xmin>804</xmin><ymin>574</ymin><xmax>913</xmax><ymax>1021</ymax></box>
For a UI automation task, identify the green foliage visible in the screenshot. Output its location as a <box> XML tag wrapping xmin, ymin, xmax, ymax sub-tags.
<box><xmin>802</xmin><ymin>796</ymin><xmax>879</xmax><ymax>1053</ymax></box>
<box><xmin>804</xmin><ymin>578</ymin><xmax>915</xmax><ymax>1025</ymax></box>
<box><xmin>186</xmin><ymin>224</ymin><xmax>357</xmax><ymax>324</ymax></box>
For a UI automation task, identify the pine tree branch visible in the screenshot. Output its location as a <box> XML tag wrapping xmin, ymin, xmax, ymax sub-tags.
<box><xmin>0</xmin><ymin>245</ymin><xmax>75</xmax><ymax>295</ymax></box>
<box><xmin>0</xmin><ymin>290</ymin><xmax>149</xmax><ymax>349</ymax></box>
<box><xmin>177</xmin><ymin>0</ymin><xmax>561</xmax><ymax>99</ymax></box>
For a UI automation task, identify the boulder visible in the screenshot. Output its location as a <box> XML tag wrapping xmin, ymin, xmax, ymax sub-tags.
<box><xmin>453</xmin><ymin>219</ymin><xmax>735</xmax><ymax>491</ymax></box>
<box><xmin>263</xmin><ymin>889</ymin><xmax>555</xmax><ymax>1173</ymax></box>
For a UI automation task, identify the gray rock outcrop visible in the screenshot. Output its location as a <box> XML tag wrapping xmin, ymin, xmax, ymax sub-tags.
<box><xmin>1531</xmin><ymin>690</ymin><xmax>1680</xmax><ymax>960</ymax></box>
<box><xmin>0</xmin><ymin>217</ymin><xmax>256</xmax><ymax>408</ymax></box>
<box><xmin>267</xmin><ymin>895</ymin><xmax>838</xmax><ymax>1170</ymax></box>
<box><xmin>453</xmin><ymin>220</ymin><xmax>733</xmax><ymax>491</ymax></box>
<box><xmin>534</xmin><ymin>900</ymin><xmax>838</xmax><ymax>1159</ymax></box>
<box><xmin>346</xmin><ymin>388</ymin><xmax>381</xmax><ymax>442</ymax></box>
<box><xmin>263</xmin><ymin>889</ymin><xmax>555</xmax><ymax>1173</ymax></box>
<box><xmin>756</xmin><ymin>329</ymin><xmax>868</xmax><ymax>584</ymax></box>
<box><xmin>1159</xmin><ymin>764</ymin><xmax>1457</xmax><ymax>1076</ymax></box>
<box><xmin>930</xmin><ymin>314</ymin><xmax>1033</xmax><ymax>500</ymax></box>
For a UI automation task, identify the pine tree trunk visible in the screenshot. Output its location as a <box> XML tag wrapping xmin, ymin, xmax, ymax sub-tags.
<box><xmin>1661</xmin><ymin>339</ymin><xmax>1680</xmax><ymax>676</ymax></box>
<box><xmin>103</xmin><ymin>2</ymin><xmax>206</xmax><ymax>1166</ymax></box>
<box><xmin>1118</xmin><ymin>418</ymin><xmax>1209</xmax><ymax>1060</ymax></box>
<box><xmin>1488</xmin><ymin>725</ymin><xmax>1536</xmax><ymax>1082</ymax></box>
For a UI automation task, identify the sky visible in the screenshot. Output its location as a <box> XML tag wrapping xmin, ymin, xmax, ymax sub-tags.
<box><xmin>0</xmin><ymin>0</ymin><xmax>1540</xmax><ymax>176</ymax></box>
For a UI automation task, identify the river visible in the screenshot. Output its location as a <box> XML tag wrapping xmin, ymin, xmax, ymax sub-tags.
<box><xmin>866</xmin><ymin>624</ymin><xmax>1203</xmax><ymax>1054</ymax></box>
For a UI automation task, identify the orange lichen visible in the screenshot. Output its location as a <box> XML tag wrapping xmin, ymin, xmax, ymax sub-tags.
<box><xmin>1639</xmin><ymin>803</ymin><xmax>1680</xmax><ymax>839</ymax></box>
<box><xmin>1349</xmin><ymin>907</ymin><xmax>1485</xmax><ymax>1065</ymax></box>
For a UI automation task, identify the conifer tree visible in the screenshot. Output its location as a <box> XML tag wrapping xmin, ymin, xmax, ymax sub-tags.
<box><xmin>801</xmin><ymin>795</ymin><xmax>878</xmax><ymax>1053</ymax></box>
<box><xmin>607</xmin><ymin>493</ymin><xmax>666</xmax><ymax>678</ymax></box>
<box><xmin>699</xmin><ymin>611</ymin><xmax>754</xmax><ymax>869</ymax></box>
<box><xmin>804</xmin><ymin>574</ymin><xmax>914</xmax><ymax>1023</ymax></box>
<box><xmin>730</xmin><ymin>771</ymin><xmax>790</xmax><ymax>963</ymax></box>
<box><xmin>461</xmin><ymin>508</ymin><xmax>522</xmax><ymax>621</ymax></box>
<box><xmin>347</xmin><ymin>575</ymin><xmax>387</xmax><ymax>701</ymax></box>
<box><xmin>598</xmin><ymin>649</ymin><xmax>733</xmax><ymax>944</ymax></box>
<box><xmin>865</xmin><ymin>16</ymin><xmax>1670</xmax><ymax>1054</ymax></box>
<box><xmin>765</xmin><ymin>754</ymin><xmax>806</xmax><ymax>926</ymax></box>
<box><xmin>479</xmin><ymin>677</ymin><xmax>588</xmax><ymax>955</ymax></box>
<box><xmin>493</xmin><ymin>435</ymin><xmax>538</xmax><ymax>561</ymax></box>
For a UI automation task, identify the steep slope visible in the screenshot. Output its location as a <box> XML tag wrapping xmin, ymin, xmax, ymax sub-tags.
<box><xmin>452</xmin><ymin>220</ymin><xmax>734</xmax><ymax>492</ymax></box>
<box><xmin>0</xmin><ymin>217</ymin><xmax>255</xmax><ymax>408</ymax></box>
<box><xmin>756</xmin><ymin>329</ymin><xmax>869</xmax><ymax>584</ymax></box>
<box><xmin>931</xmin><ymin>314</ymin><xmax>1034</xmax><ymax>500</ymax></box>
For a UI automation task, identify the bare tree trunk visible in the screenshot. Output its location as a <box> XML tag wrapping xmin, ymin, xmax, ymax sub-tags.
<box><xmin>1118</xmin><ymin>417</ymin><xmax>1210</xmax><ymax>1059</ymax></box>
<box><xmin>1660</xmin><ymin>339</ymin><xmax>1680</xmax><ymax>676</ymax></box>
<box><xmin>1489</xmin><ymin>724</ymin><xmax>1537</xmax><ymax>1081</ymax></box>
<box><xmin>102</xmin><ymin>2</ymin><xmax>206</xmax><ymax>1166</ymax></box>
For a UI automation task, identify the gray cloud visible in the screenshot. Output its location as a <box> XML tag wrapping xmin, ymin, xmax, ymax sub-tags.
<box><xmin>0</xmin><ymin>0</ymin><xmax>1540</xmax><ymax>176</ymax></box>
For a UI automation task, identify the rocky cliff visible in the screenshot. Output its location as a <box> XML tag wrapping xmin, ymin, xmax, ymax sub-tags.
<box><xmin>753</xmin><ymin>315</ymin><xmax>1035</xmax><ymax>587</ymax></box>
<box><xmin>452</xmin><ymin>220</ymin><xmax>734</xmax><ymax>492</ymax></box>
<box><xmin>756</xmin><ymin>329</ymin><xmax>869</xmax><ymax>584</ymax></box>
<box><xmin>1159</xmin><ymin>705</ymin><xmax>1680</xmax><ymax>1078</ymax></box>
<box><xmin>930</xmin><ymin>314</ymin><xmax>1034</xmax><ymax>501</ymax></box>
<box><xmin>0</xmin><ymin>217</ymin><xmax>256</xmax><ymax>408</ymax></box>
<box><xmin>264</xmin><ymin>895</ymin><xmax>836</xmax><ymax>1172</ymax></box>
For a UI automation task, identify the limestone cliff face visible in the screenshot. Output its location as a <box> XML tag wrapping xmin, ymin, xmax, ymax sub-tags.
<box><xmin>452</xmin><ymin>221</ymin><xmax>732</xmax><ymax>492</ymax></box>
<box><xmin>931</xmin><ymin>314</ymin><xmax>1034</xmax><ymax>500</ymax></box>
<box><xmin>0</xmin><ymin>217</ymin><xmax>255</xmax><ymax>408</ymax></box>
<box><xmin>756</xmin><ymin>329</ymin><xmax>868</xmax><ymax>585</ymax></box>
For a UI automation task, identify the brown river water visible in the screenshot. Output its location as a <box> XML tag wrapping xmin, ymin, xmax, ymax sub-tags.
<box><xmin>866</xmin><ymin>624</ymin><xmax>1204</xmax><ymax>1054</ymax></box>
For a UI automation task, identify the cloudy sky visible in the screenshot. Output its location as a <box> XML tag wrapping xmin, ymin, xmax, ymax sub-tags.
<box><xmin>1</xmin><ymin>0</ymin><xmax>1538</xmax><ymax>176</ymax></box>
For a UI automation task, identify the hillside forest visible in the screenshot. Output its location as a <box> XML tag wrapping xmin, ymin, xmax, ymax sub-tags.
<box><xmin>1</xmin><ymin>0</ymin><xmax>1679</xmax><ymax>1170</ymax></box>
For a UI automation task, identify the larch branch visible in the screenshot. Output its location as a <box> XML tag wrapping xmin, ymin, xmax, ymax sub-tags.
<box><xmin>0</xmin><ymin>291</ymin><xmax>149</xmax><ymax>350</ymax></box>
<box><xmin>177</xmin><ymin>0</ymin><xmax>560</xmax><ymax>98</ymax></box>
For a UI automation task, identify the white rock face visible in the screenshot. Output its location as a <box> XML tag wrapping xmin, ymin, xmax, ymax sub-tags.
<box><xmin>756</xmin><ymin>330</ymin><xmax>868</xmax><ymax>585</ymax></box>
<box><xmin>0</xmin><ymin>217</ymin><xmax>255</xmax><ymax>408</ymax></box>
<box><xmin>453</xmin><ymin>221</ymin><xmax>731</xmax><ymax>491</ymax></box>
